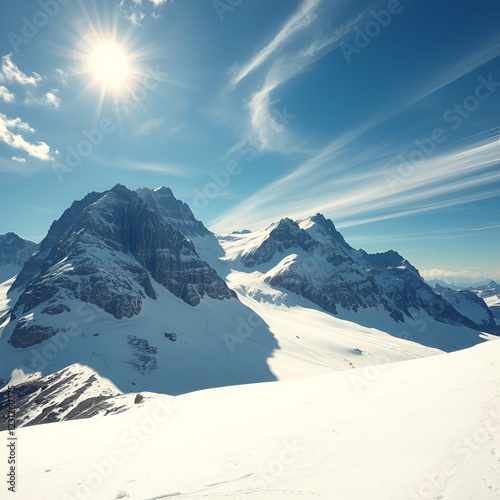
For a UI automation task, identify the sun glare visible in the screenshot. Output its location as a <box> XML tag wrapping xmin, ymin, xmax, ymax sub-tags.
<box><xmin>89</xmin><ymin>41</ymin><xmax>129</xmax><ymax>89</ymax></box>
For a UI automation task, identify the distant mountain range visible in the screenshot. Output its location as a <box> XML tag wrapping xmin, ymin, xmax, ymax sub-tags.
<box><xmin>426</xmin><ymin>278</ymin><xmax>500</xmax><ymax>290</ymax></box>
<box><xmin>0</xmin><ymin>185</ymin><xmax>498</xmax><ymax>400</ymax></box>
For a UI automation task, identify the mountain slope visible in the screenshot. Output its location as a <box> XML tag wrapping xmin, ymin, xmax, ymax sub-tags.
<box><xmin>5</xmin><ymin>338</ymin><xmax>500</xmax><ymax>500</ymax></box>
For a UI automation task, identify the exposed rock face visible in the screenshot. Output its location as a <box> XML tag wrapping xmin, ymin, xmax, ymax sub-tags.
<box><xmin>0</xmin><ymin>364</ymin><xmax>152</xmax><ymax>429</ymax></box>
<box><xmin>231</xmin><ymin>214</ymin><xmax>494</xmax><ymax>332</ymax></box>
<box><xmin>7</xmin><ymin>184</ymin><xmax>235</xmax><ymax>348</ymax></box>
<box><xmin>10</xmin><ymin>319</ymin><xmax>65</xmax><ymax>349</ymax></box>
<box><xmin>136</xmin><ymin>186</ymin><xmax>210</xmax><ymax>238</ymax></box>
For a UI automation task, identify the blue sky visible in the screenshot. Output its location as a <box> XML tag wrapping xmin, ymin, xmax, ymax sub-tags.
<box><xmin>0</xmin><ymin>0</ymin><xmax>499</xmax><ymax>281</ymax></box>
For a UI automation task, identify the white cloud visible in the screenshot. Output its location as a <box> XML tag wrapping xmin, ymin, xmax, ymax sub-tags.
<box><xmin>410</xmin><ymin>33</ymin><xmax>500</xmax><ymax>107</ymax></box>
<box><xmin>135</xmin><ymin>117</ymin><xmax>165</xmax><ymax>135</ymax></box>
<box><xmin>471</xmin><ymin>224</ymin><xmax>500</xmax><ymax>231</ymax></box>
<box><xmin>420</xmin><ymin>269</ymin><xmax>484</xmax><ymax>280</ymax></box>
<box><xmin>0</xmin><ymin>113</ymin><xmax>54</xmax><ymax>161</ymax></box>
<box><xmin>247</xmin><ymin>12</ymin><xmax>363</xmax><ymax>150</ymax></box>
<box><xmin>94</xmin><ymin>155</ymin><xmax>189</xmax><ymax>176</ymax></box>
<box><xmin>213</xmin><ymin>28</ymin><xmax>500</xmax><ymax>231</ymax></box>
<box><xmin>55</xmin><ymin>66</ymin><xmax>79</xmax><ymax>87</ymax></box>
<box><xmin>135</xmin><ymin>118</ymin><xmax>188</xmax><ymax>137</ymax></box>
<box><xmin>25</xmin><ymin>89</ymin><xmax>61</xmax><ymax>109</ymax></box>
<box><xmin>11</xmin><ymin>156</ymin><xmax>26</xmax><ymax>162</ymax></box>
<box><xmin>210</xmin><ymin>137</ymin><xmax>500</xmax><ymax>233</ymax></box>
<box><xmin>119</xmin><ymin>0</ymin><xmax>171</xmax><ymax>25</ymax></box>
<box><xmin>128</xmin><ymin>11</ymin><xmax>146</xmax><ymax>25</ymax></box>
<box><xmin>0</xmin><ymin>53</ymin><xmax>41</xmax><ymax>86</ymax></box>
<box><xmin>231</xmin><ymin>0</ymin><xmax>321</xmax><ymax>87</ymax></box>
<box><xmin>0</xmin><ymin>85</ymin><xmax>15</xmax><ymax>103</ymax></box>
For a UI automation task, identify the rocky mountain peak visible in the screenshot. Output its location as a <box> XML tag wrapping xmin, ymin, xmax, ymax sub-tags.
<box><xmin>6</xmin><ymin>185</ymin><xmax>236</xmax><ymax>349</ymax></box>
<box><xmin>136</xmin><ymin>186</ymin><xmax>210</xmax><ymax>238</ymax></box>
<box><xmin>302</xmin><ymin>213</ymin><xmax>348</xmax><ymax>247</ymax></box>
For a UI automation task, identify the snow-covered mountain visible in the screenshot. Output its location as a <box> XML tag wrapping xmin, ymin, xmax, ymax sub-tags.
<box><xmin>466</xmin><ymin>280</ymin><xmax>500</xmax><ymax>320</ymax></box>
<box><xmin>0</xmin><ymin>185</ymin><xmax>496</xmax><ymax>398</ymax></box>
<box><xmin>429</xmin><ymin>279</ymin><xmax>500</xmax><ymax>321</ymax></box>
<box><xmin>6</xmin><ymin>184</ymin><xmax>234</xmax><ymax>347</ymax></box>
<box><xmin>217</xmin><ymin>213</ymin><xmax>498</xmax><ymax>336</ymax></box>
<box><xmin>0</xmin><ymin>232</ymin><xmax>37</xmax><ymax>283</ymax></box>
<box><xmin>0</xmin><ymin>185</ymin><xmax>281</xmax><ymax>394</ymax></box>
<box><xmin>434</xmin><ymin>283</ymin><xmax>497</xmax><ymax>330</ymax></box>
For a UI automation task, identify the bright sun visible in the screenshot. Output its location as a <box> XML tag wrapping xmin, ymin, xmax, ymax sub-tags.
<box><xmin>89</xmin><ymin>41</ymin><xmax>129</xmax><ymax>89</ymax></box>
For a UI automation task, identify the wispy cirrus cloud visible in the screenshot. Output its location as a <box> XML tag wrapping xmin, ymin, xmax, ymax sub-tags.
<box><xmin>230</xmin><ymin>0</ymin><xmax>321</xmax><ymax>88</ymax></box>
<box><xmin>135</xmin><ymin>117</ymin><xmax>165</xmax><ymax>136</ymax></box>
<box><xmin>0</xmin><ymin>113</ymin><xmax>54</xmax><ymax>161</ymax></box>
<box><xmin>249</xmin><ymin>14</ymin><xmax>365</xmax><ymax>151</ymax></box>
<box><xmin>135</xmin><ymin>117</ymin><xmax>188</xmax><ymax>137</ymax></box>
<box><xmin>210</xmin><ymin>137</ymin><xmax>500</xmax><ymax>232</ymax></box>
<box><xmin>404</xmin><ymin>32</ymin><xmax>500</xmax><ymax>110</ymax></box>
<box><xmin>94</xmin><ymin>155</ymin><xmax>190</xmax><ymax>176</ymax></box>
<box><xmin>223</xmin><ymin>0</ymin><xmax>369</xmax><ymax>153</ymax></box>
<box><xmin>213</xmin><ymin>28</ymin><xmax>500</xmax><ymax>231</ymax></box>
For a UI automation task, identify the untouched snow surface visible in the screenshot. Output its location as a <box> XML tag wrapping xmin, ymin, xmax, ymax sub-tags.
<box><xmin>3</xmin><ymin>339</ymin><xmax>500</xmax><ymax>499</ymax></box>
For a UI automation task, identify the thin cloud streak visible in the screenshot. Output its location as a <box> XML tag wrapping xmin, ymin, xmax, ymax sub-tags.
<box><xmin>210</xmin><ymin>138</ymin><xmax>500</xmax><ymax>232</ymax></box>
<box><xmin>248</xmin><ymin>10</ymin><xmax>365</xmax><ymax>150</ymax></box>
<box><xmin>230</xmin><ymin>0</ymin><xmax>322</xmax><ymax>88</ymax></box>
<box><xmin>94</xmin><ymin>155</ymin><xmax>191</xmax><ymax>176</ymax></box>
